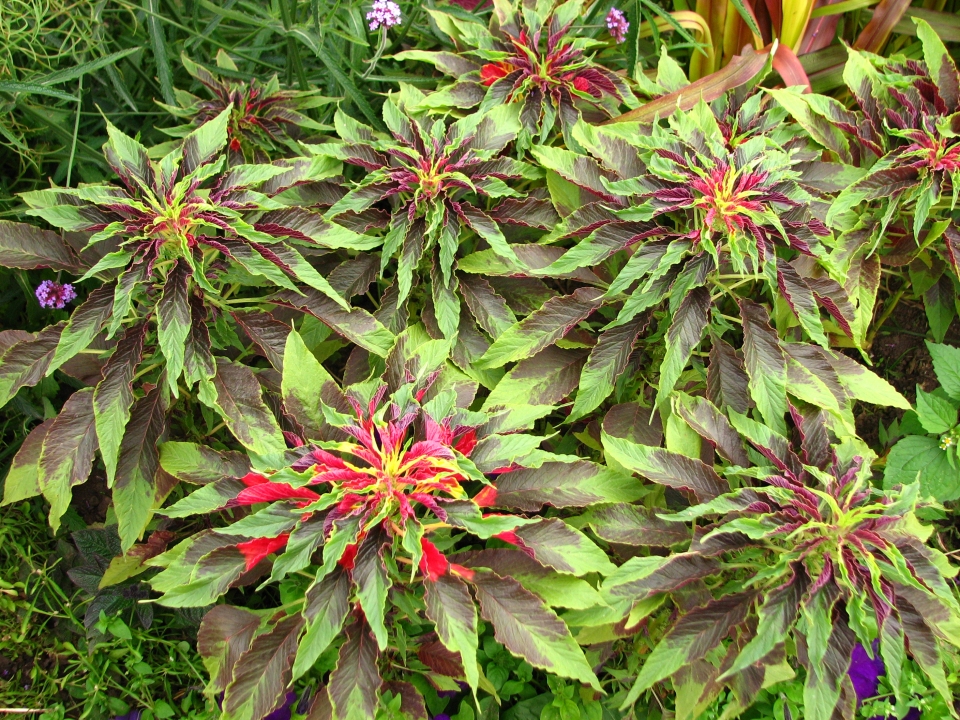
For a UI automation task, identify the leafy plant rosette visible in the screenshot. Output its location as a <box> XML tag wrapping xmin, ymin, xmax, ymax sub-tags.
<box><xmin>774</xmin><ymin>19</ymin><xmax>960</xmax><ymax>340</ymax></box>
<box><xmin>311</xmin><ymin>85</ymin><xmax>556</xmax><ymax>346</ymax></box>
<box><xmin>593</xmin><ymin>393</ymin><xmax>960</xmax><ymax>720</ymax></box>
<box><xmin>0</xmin><ymin>106</ymin><xmax>381</xmax><ymax>546</ymax></box>
<box><xmin>147</xmin><ymin>326</ymin><xmax>643</xmax><ymax>720</ymax></box>
<box><xmin>158</xmin><ymin>52</ymin><xmax>335</xmax><ymax>166</ymax></box>
<box><xmin>884</xmin><ymin>341</ymin><xmax>960</xmax><ymax>502</ymax></box>
<box><xmin>395</xmin><ymin>0</ymin><xmax>636</xmax><ymax>149</ymax></box>
<box><xmin>461</xmin><ymin>91</ymin><xmax>881</xmax><ymax>423</ymax></box>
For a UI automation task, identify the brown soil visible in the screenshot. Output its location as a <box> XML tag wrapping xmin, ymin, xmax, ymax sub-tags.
<box><xmin>71</xmin><ymin>469</ymin><xmax>110</xmax><ymax>525</ymax></box>
<box><xmin>856</xmin><ymin>299</ymin><xmax>940</xmax><ymax>449</ymax></box>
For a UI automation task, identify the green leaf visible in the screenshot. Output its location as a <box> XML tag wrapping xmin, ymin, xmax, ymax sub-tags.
<box><xmin>739</xmin><ymin>299</ymin><xmax>788</xmax><ymax>434</ymax></box>
<box><xmin>481</xmin><ymin>460</ymin><xmax>642</xmax><ymax>511</ymax></box>
<box><xmin>571</xmin><ymin>313</ymin><xmax>647</xmax><ymax>421</ymax></box>
<box><xmin>601</xmin><ymin>431</ymin><xmax>727</xmax><ymax>502</ymax></box>
<box><xmin>328</xmin><ymin>618</ymin><xmax>383</xmax><ymax>720</ymax></box>
<box><xmin>157</xmin><ymin>261</ymin><xmax>192</xmax><ymax>395</ymax></box>
<box><xmin>197</xmin><ymin>605</ymin><xmax>261</xmax><ymax>694</ymax></box>
<box><xmin>0</xmin><ymin>219</ymin><xmax>83</xmax><ymax>271</ymax></box>
<box><xmin>884</xmin><ymin>435</ymin><xmax>960</xmax><ymax>501</ymax></box>
<box><xmin>274</xmin><ymin>289</ymin><xmax>395</xmax><ymax>357</ymax></box>
<box><xmin>656</xmin><ymin>286</ymin><xmax>710</xmax><ymax>409</ymax></box>
<box><xmin>511</xmin><ymin>519</ymin><xmax>616</xmax><ymax>576</ymax></box>
<box><xmin>916</xmin><ymin>388</ymin><xmax>958</xmax><ymax>434</ymax></box>
<box><xmin>158</xmin><ymin>442</ymin><xmax>249</xmax><ymax>485</ymax></box>
<box><xmin>94</xmin><ymin>325</ymin><xmax>146</xmax><ymax>485</ymax></box>
<box><xmin>209</xmin><ymin>359</ymin><xmax>286</xmax><ymax>456</ymax></box>
<box><xmin>222</xmin><ymin>615</ymin><xmax>304</xmax><ymax>720</ymax></box>
<box><xmin>145</xmin><ymin>0</ymin><xmax>176</xmax><ymax>105</ymax></box>
<box><xmin>1</xmin><ymin>418</ymin><xmax>52</xmax><ymax>505</ymax></box>
<box><xmin>281</xmin><ymin>330</ymin><xmax>339</xmax><ymax>440</ymax></box>
<box><xmin>477</xmin><ymin>288</ymin><xmax>604</xmax><ymax>369</ymax></box>
<box><xmin>926</xmin><ymin>341</ymin><xmax>960</xmax><ymax>402</ymax></box>
<box><xmin>353</xmin><ymin>529</ymin><xmax>392</xmax><ymax>651</ymax></box>
<box><xmin>38</xmin><ymin>389</ymin><xmax>98</xmax><ymax>530</ymax></box>
<box><xmin>114</xmin><ymin>388</ymin><xmax>169</xmax><ymax>551</ymax></box>
<box><xmin>0</xmin><ymin>81</ymin><xmax>77</xmax><ymax>101</ymax></box>
<box><xmin>469</xmin><ymin>569</ymin><xmax>601</xmax><ymax>690</ymax></box>
<box><xmin>49</xmin><ymin>285</ymin><xmax>115</xmax><ymax>373</ymax></box>
<box><xmin>424</xmin><ymin>573</ymin><xmax>480</xmax><ymax>693</ymax></box>
<box><xmin>623</xmin><ymin>592</ymin><xmax>753</xmax><ymax>707</ymax></box>
<box><xmin>292</xmin><ymin>566</ymin><xmax>351</xmax><ymax>680</ymax></box>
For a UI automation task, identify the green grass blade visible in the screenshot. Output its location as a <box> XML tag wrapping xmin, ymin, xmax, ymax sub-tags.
<box><xmin>145</xmin><ymin>0</ymin><xmax>176</xmax><ymax>105</ymax></box>
<box><xmin>0</xmin><ymin>83</ymin><xmax>77</xmax><ymax>102</ymax></box>
<box><xmin>38</xmin><ymin>48</ymin><xmax>140</xmax><ymax>87</ymax></box>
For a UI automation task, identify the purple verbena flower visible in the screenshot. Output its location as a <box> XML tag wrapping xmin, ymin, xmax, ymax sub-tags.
<box><xmin>849</xmin><ymin>641</ymin><xmax>885</xmax><ymax>703</ymax></box>
<box><xmin>606</xmin><ymin>7</ymin><xmax>629</xmax><ymax>44</ymax></box>
<box><xmin>367</xmin><ymin>0</ymin><xmax>401</xmax><ymax>31</ymax></box>
<box><xmin>35</xmin><ymin>280</ymin><xmax>77</xmax><ymax>309</ymax></box>
<box><xmin>264</xmin><ymin>690</ymin><xmax>297</xmax><ymax>720</ymax></box>
<box><xmin>850</xmin><ymin>641</ymin><xmax>922</xmax><ymax>720</ymax></box>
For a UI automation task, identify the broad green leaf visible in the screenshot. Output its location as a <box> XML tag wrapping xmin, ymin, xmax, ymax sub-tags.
<box><xmin>328</xmin><ymin>618</ymin><xmax>382</xmax><ymax>720</ymax></box>
<box><xmin>222</xmin><ymin>615</ymin><xmax>304</xmax><ymax>720</ymax></box>
<box><xmin>197</xmin><ymin>605</ymin><xmax>260</xmax><ymax>693</ymax></box>
<box><xmin>94</xmin><ymin>324</ymin><xmax>146</xmax><ymax>485</ymax></box>
<box><xmin>424</xmin><ymin>573</ymin><xmax>480</xmax><ymax>693</ymax></box>
<box><xmin>292</xmin><ymin>566</ymin><xmax>351</xmax><ymax>680</ymax></box>
<box><xmin>49</xmin><ymin>285</ymin><xmax>115</xmax><ymax>373</ymax></box>
<box><xmin>477</xmin><ymin>288</ymin><xmax>604</xmax><ymax>369</ymax></box>
<box><xmin>656</xmin><ymin>286</ymin><xmax>709</xmax><ymax>409</ymax></box>
<box><xmin>1</xmin><ymin>418</ymin><xmax>52</xmax><ymax>505</ymax></box>
<box><xmin>916</xmin><ymin>388</ymin><xmax>958</xmax><ymax>434</ymax></box>
<box><xmin>927</xmin><ymin>341</ymin><xmax>960</xmax><ymax>402</ymax></box>
<box><xmin>209</xmin><ymin>359</ymin><xmax>286</xmax><ymax>456</ymax></box>
<box><xmin>157</xmin><ymin>261</ymin><xmax>192</xmax><ymax>395</ymax></box>
<box><xmin>470</xmin><ymin>569</ymin><xmax>601</xmax><ymax>690</ymax></box>
<box><xmin>884</xmin><ymin>436</ymin><xmax>960</xmax><ymax>502</ymax></box>
<box><xmin>114</xmin><ymin>389</ymin><xmax>169</xmax><ymax>551</ymax></box>
<box><xmin>38</xmin><ymin>389</ymin><xmax>98</xmax><ymax>530</ymax></box>
<box><xmin>511</xmin><ymin>519</ymin><xmax>617</xmax><ymax>576</ymax></box>
<box><xmin>602</xmin><ymin>431</ymin><xmax>727</xmax><ymax>502</ymax></box>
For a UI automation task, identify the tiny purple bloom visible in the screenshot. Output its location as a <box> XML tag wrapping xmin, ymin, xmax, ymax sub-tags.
<box><xmin>367</xmin><ymin>0</ymin><xmax>402</xmax><ymax>31</ymax></box>
<box><xmin>35</xmin><ymin>280</ymin><xmax>77</xmax><ymax>309</ymax></box>
<box><xmin>433</xmin><ymin>715</ymin><xmax>451</xmax><ymax>720</ymax></box>
<box><xmin>606</xmin><ymin>7</ymin><xmax>629</xmax><ymax>44</ymax></box>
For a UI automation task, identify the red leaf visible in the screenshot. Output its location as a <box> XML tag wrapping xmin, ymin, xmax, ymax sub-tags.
<box><xmin>419</xmin><ymin>538</ymin><xmax>449</xmax><ymax>581</ymax></box>
<box><xmin>234</xmin><ymin>482</ymin><xmax>321</xmax><ymax>506</ymax></box>
<box><xmin>417</xmin><ymin>640</ymin><xmax>465</xmax><ymax>678</ymax></box>
<box><xmin>237</xmin><ymin>534</ymin><xmax>290</xmax><ymax>571</ymax></box>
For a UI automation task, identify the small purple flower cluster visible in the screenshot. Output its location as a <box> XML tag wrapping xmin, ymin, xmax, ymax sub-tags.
<box><xmin>367</xmin><ymin>0</ymin><xmax>402</xmax><ymax>31</ymax></box>
<box><xmin>35</xmin><ymin>280</ymin><xmax>76</xmax><ymax>309</ymax></box>
<box><xmin>606</xmin><ymin>7</ymin><xmax>629</xmax><ymax>44</ymax></box>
